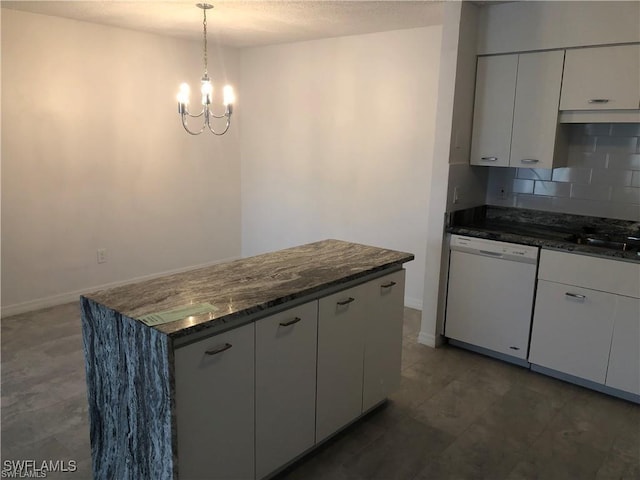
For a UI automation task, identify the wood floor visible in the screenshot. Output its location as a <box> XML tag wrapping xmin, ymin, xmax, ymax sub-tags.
<box><xmin>2</xmin><ymin>303</ymin><xmax>638</xmax><ymax>479</ymax></box>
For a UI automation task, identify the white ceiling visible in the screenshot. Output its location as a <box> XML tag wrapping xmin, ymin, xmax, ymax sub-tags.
<box><xmin>2</xmin><ymin>1</ymin><xmax>445</xmax><ymax>48</ymax></box>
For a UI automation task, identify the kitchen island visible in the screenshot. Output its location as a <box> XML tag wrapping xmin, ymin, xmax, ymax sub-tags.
<box><xmin>80</xmin><ymin>239</ymin><xmax>414</xmax><ymax>480</ymax></box>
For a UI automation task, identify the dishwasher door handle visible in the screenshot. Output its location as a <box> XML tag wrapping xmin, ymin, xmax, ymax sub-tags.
<box><xmin>478</xmin><ymin>250</ymin><xmax>504</xmax><ymax>257</ymax></box>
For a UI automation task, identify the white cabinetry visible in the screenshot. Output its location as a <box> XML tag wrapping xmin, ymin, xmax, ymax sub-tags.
<box><xmin>470</xmin><ymin>55</ymin><xmax>517</xmax><ymax>167</ymax></box>
<box><xmin>470</xmin><ymin>51</ymin><xmax>565</xmax><ymax>169</ymax></box>
<box><xmin>529</xmin><ymin>280</ymin><xmax>615</xmax><ymax>383</ymax></box>
<box><xmin>529</xmin><ymin>250</ymin><xmax>640</xmax><ymax>397</ymax></box>
<box><xmin>560</xmin><ymin>44</ymin><xmax>640</xmax><ymax>111</ymax></box>
<box><xmin>175</xmin><ymin>322</ymin><xmax>255</xmax><ymax>480</ymax></box>
<box><xmin>510</xmin><ymin>50</ymin><xmax>566</xmax><ymax>169</ymax></box>
<box><xmin>362</xmin><ymin>270</ymin><xmax>405</xmax><ymax>412</ymax></box>
<box><xmin>606</xmin><ymin>296</ymin><xmax>640</xmax><ymax>395</ymax></box>
<box><xmin>255</xmin><ymin>302</ymin><xmax>318</xmax><ymax>480</ymax></box>
<box><xmin>316</xmin><ymin>282</ymin><xmax>367</xmax><ymax>443</ymax></box>
<box><xmin>175</xmin><ymin>268</ymin><xmax>407</xmax><ymax>479</ymax></box>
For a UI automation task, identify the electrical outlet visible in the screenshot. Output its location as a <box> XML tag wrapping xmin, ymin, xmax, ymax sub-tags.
<box><xmin>97</xmin><ymin>248</ymin><xmax>107</xmax><ymax>264</ymax></box>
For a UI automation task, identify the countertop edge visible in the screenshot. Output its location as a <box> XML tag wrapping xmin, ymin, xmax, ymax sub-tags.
<box><xmin>447</xmin><ymin>226</ymin><xmax>640</xmax><ymax>264</ymax></box>
<box><xmin>82</xmin><ymin>253</ymin><xmax>414</xmax><ymax>340</ymax></box>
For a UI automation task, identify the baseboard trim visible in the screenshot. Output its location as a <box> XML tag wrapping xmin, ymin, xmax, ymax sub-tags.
<box><xmin>1</xmin><ymin>256</ymin><xmax>240</xmax><ymax>318</ymax></box>
<box><xmin>417</xmin><ymin>331</ymin><xmax>436</xmax><ymax>347</ymax></box>
<box><xmin>404</xmin><ymin>296</ymin><xmax>423</xmax><ymax>310</ymax></box>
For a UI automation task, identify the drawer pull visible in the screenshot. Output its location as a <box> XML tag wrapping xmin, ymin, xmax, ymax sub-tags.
<box><xmin>481</xmin><ymin>156</ymin><xmax>498</xmax><ymax>162</ymax></box>
<box><xmin>279</xmin><ymin>317</ymin><xmax>302</xmax><ymax>327</ymax></box>
<box><xmin>337</xmin><ymin>297</ymin><xmax>355</xmax><ymax>306</ymax></box>
<box><xmin>381</xmin><ymin>281</ymin><xmax>397</xmax><ymax>288</ymax></box>
<box><xmin>205</xmin><ymin>343</ymin><xmax>233</xmax><ymax>356</ymax></box>
<box><xmin>520</xmin><ymin>158</ymin><xmax>539</xmax><ymax>164</ymax></box>
<box><xmin>565</xmin><ymin>292</ymin><xmax>586</xmax><ymax>300</ymax></box>
<box><xmin>588</xmin><ymin>98</ymin><xmax>610</xmax><ymax>104</ymax></box>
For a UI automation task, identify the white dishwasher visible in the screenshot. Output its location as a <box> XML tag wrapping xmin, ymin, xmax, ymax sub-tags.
<box><xmin>445</xmin><ymin>234</ymin><xmax>539</xmax><ymax>364</ymax></box>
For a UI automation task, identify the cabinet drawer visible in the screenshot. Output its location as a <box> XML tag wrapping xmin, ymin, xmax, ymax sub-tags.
<box><xmin>539</xmin><ymin>249</ymin><xmax>640</xmax><ymax>298</ymax></box>
<box><xmin>529</xmin><ymin>280</ymin><xmax>616</xmax><ymax>384</ymax></box>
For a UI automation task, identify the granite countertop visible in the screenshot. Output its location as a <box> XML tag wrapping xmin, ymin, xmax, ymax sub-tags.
<box><xmin>83</xmin><ymin>239</ymin><xmax>414</xmax><ymax>338</ymax></box>
<box><xmin>448</xmin><ymin>206</ymin><xmax>640</xmax><ymax>263</ymax></box>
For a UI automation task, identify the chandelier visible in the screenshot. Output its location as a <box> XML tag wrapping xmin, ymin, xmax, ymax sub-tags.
<box><xmin>176</xmin><ymin>3</ymin><xmax>235</xmax><ymax>136</ymax></box>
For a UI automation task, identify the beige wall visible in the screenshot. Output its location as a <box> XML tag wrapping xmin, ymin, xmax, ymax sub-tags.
<box><xmin>239</xmin><ymin>26</ymin><xmax>443</xmax><ymax>309</ymax></box>
<box><xmin>1</xmin><ymin>9</ymin><xmax>242</xmax><ymax>314</ymax></box>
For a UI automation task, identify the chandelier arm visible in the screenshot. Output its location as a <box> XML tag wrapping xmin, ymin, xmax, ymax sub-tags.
<box><xmin>181</xmin><ymin>114</ymin><xmax>205</xmax><ymax>135</ymax></box>
<box><xmin>206</xmin><ymin>117</ymin><xmax>231</xmax><ymax>136</ymax></box>
<box><xmin>185</xmin><ymin>109</ymin><xmax>206</xmax><ymax>119</ymax></box>
<box><xmin>208</xmin><ymin>107</ymin><xmax>230</xmax><ymax>119</ymax></box>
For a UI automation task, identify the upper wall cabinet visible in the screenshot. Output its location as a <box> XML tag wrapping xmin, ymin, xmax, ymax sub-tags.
<box><xmin>470</xmin><ymin>55</ymin><xmax>518</xmax><ymax>167</ymax></box>
<box><xmin>470</xmin><ymin>50</ymin><xmax>566</xmax><ymax>169</ymax></box>
<box><xmin>560</xmin><ymin>44</ymin><xmax>640</xmax><ymax>111</ymax></box>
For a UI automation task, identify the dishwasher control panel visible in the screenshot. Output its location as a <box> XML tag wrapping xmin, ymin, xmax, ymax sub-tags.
<box><xmin>450</xmin><ymin>235</ymin><xmax>539</xmax><ymax>262</ymax></box>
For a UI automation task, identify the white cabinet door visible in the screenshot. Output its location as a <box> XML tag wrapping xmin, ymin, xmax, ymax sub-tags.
<box><xmin>510</xmin><ymin>50</ymin><xmax>565</xmax><ymax>169</ymax></box>
<box><xmin>362</xmin><ymin>270</ymin><xmax>405</xmax><ymax>412</ymax></box>
<box><xmin>255</xmin><ymin>302</ymin><xmax>318</xmax><ymax>480</ymax></box>
<box><xmin>175</xmin><ymin>322</ymin><xmax>255</xmax><ymax>480</ymax></box>
<box><xmin>316</xmin><ymin>282</ymin><xmax>367</xmax><ymax>443</ymax></box>
<box><xmin>470</xmin><ymin>54</ymin><xmax>518</xmax><ymax>167</ymax></box>
<box><xmin>529</xmin><ymin>280</ymin><xmax>615</xmax><ymax>384</ymax></box>
<box><xmin>560</xmin><ymin>44</ymin><xmax>640</xmax><ymax>111</ymax></box>
<box><xmin>606</xmin><ymin>296</ymin><xmax>640</xmax><ymax>395</ymax></box>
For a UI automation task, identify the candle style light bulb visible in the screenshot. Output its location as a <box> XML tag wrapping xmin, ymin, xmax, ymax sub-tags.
<box><xmin>223</xmin><ymin>85</ymin><xmax>235</xmax><ymax>106</ymax></box>
<box><xmin>177</xmin><ymin>83</ymin><xmax>190</xmax><ymax>105</ymax></box>
<box><xmin>201</xmin><ymin>78</ymin><xmax>213</xmax><ymax>105</ymax></box>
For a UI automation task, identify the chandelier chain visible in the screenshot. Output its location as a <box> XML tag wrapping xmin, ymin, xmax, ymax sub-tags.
<box><xmin>203</xmin><ymin>7</ymin><xmax>208</xmax><ymax>75</ymax></box>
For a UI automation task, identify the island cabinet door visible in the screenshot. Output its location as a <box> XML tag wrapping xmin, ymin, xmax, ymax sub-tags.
<box><xmin>174</xmin><ymin>322</ymin><xmax>255</xmax><ymax>480</ymax></box>
<box><xmin>255</xmin><ymin>301</ymin><xmax>318</xmax><ymax>480</ymax></box>
<box><xmin>316</xmin><ymin>282</ymin><xmax>368</xmax><ymax>443</ymax></box>
<box><xmin>362</xmin><ymin>270</ymin><xmax>405</xmax><ymax>412</ymax></box>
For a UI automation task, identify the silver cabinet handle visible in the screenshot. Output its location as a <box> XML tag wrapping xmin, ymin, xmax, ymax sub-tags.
<box><xmin>279</xmin><ymin>317</ymin><xmax>301</xmax><ymax>327</ymax></box>
<box><xmin>481</xmin><ymin>156</ymin><xmax>498</xmax><ymax>162</ymax></box>
<box><xmin>205</xmin><ymin>343</ymin><xmax>232</xmax><ymax>356</ymax></box>
<box><xmin>588</xmin><ymin>99</ymin><xmax>610</xmax><ymax>104</ymax></box>
<box><xmin>520</xmin><ymin>159</ymin><xmax>539</xmax><ymax>164</ymax></box>
<box><xmin>337</xmin><ymin>297</ymin><xmax>355</xmax><ymax>306</ymax></box>
<box><xmin>565</xmin><ymin>292</ymin><xmax>586</xmax><ymax>300</ymax></box>
<box><xmin>381</xmin><ymin>281</ymin><xmax>397</xmax><ymax>288</ymax></box>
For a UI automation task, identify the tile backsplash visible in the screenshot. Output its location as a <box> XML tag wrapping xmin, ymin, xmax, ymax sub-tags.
<box><xmin>486</xmin><ymin>123</ymin><xmax>640</xmax><ymax>221</ymax></box>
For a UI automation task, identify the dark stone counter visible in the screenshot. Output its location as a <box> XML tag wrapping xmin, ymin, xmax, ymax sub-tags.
<box><xmin>83</xmin><ymin>239</ymin><xmax>414</xmax><ymax>338</ymax></box>
<box><xmin>448</xmin><ymin>206</ymin><xmax>640</xmax><ymax>263</ymax></box>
